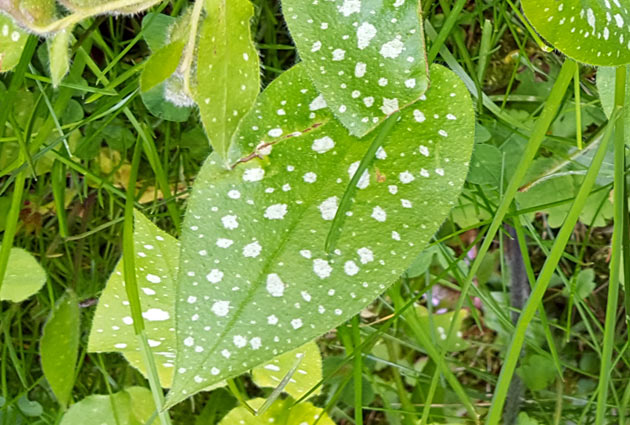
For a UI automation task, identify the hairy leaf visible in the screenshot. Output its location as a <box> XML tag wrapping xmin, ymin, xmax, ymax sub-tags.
<box><xmin>40</xmin><ymin>290</ymin><xmax>80</xmax><ymax>407</ymax></box>
<box><xmin>283</xmin><ymin>0</ymin><xmax>429</xmax><ymax>137</ymax></box>
<box><xmin>57</xmin><ymin>0</ymin><xmax>158</xmax><ymax>15</ymax></box>
<box><xmin>218</xmin><ymin>398</ymin><xmax>335</xmax><ymax>425</ymax></box>
<box><xmin>141</xmin><ymin>12</ymin><xmax>175</xmax><ymax>51</ymax></box>
<box><xmin>139</xmin><ymin>13</ymin><xmax>192</xmax><ymax>122</ymax></box>
<box><xmin>252</xmin><ymin>341</ymin><xmax>322</xmax><ymax>399</ymax></box>
<box><xmin>522</xmin><ymin>0</ymin><xmax>630</xmax><ymax>65</ymax></box>
<box><xmin>165</xmin><ymin>63</ymin><xmax>473</xmax><ymax>406</ymax></box>
<box><xmin>194</xmin><ymin>0</ymin><xmax>260</xmax><ymax>164</ymax></box>
<box><xmin>48</xmin><ymin>27</ymin><xmax>72</xmax><ymax>87</ymax></box>
<box><xmin>0</xmin><ymin>15</ymin><xmax>27</xmax><ymax>72</ymax></box>
<box><xmin>88</xmin><ymin>212</ymin><xmax>179</xmax><ymax>387</ymax></box>
<box><xmin>0</xmin><ymin>0</ymin><xmax>56</xmax><ymax>30</ymax></box>
<box><xmin>0</xmin><ymin>247</ymin><xmax>46</xmax><ymax>302</ymax></box>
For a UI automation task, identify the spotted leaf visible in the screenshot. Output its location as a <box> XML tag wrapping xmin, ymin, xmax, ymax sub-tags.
<box><xmin>522</xmin><ymin>0</ymin><xmax>630</xmax><ymax>65</ymax></box>
<box><xmin>218</xmin><ymin>398</ymin><xmax>335</xmax><ymax>425</ymax></box>
<box><xmin>0</xmin><ymin>0</ymin><xmax>56</xmax><ymax>31</ymax></box>
<box><xmin>0</xmin><ymin>15</ymin><xmax>27</xmax><ymax>72</ymax></box>
<box><xmin>165</xmin><ymin>63</ymin><xmax>473</xmax><ymax>406</ymax></box>
<box><xmin>194</xmin><ymin>0</ymin><xmax>260</xmax><ymax>165</ymax></box>
<box><xmin>88</xmin><ymin>211</ymin><xmax>179</xmax><ymax>387</ymax></box>
<box><xmin>252</xmin><ymin>341</ymin><xmax>322</xmax><ymax>399</ymax></box>
<box><xmin>415</xmin><ymin>306</ymin><xmax>468</xmax><ymax>353</ymax></box>
<box><xmin>0</xmin><ymin>247</ymin><xmax>46</xmax><ymax>302</ymax></box>
<box><xmin>283</xmin><ymin>0</ymin><xmax>429</xmax><ymax>137</ymax></box>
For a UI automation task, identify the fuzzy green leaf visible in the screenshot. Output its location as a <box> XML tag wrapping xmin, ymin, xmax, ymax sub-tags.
<box><xmin>48</xmin><ymin>27</ymin><xmax>72</xmax><ymax>88</ymax></box>
<box><xmin>57</xmin><ymin>0</ymin><xmax>158</xmax><ymax>15</ymax></box>
<box><xmin>251</xmin><ymin>341</ymin><xmax>322</xmax><ymax>399</ymax></box>
<box><xmin>141</xmin><ymin>12</ymin><xmax>176</xmax><ymax>51</ymax></box>
<box><xmin>0</xmin><ymin>15</ymin><xmax>27</xmax><ymax>72</ymax></box>
<box><xmin>0</xmin><ymin>247</ymin><xmax>46</xmax><ymax>302</ymax></box>
<box><xmin>166</xmin><ymin>63</ymin><xmax>473</xmax><ymax>406</ymax></box>
<box><xmin>283</xmin><ymin>0</ymin><xmax>429</xmax><ymax>137</ymax></box>
<box><xmin>522</xmin><ymin>0</ymin><xmax>630</xmax><ymax>66</ymax></box>
<box><xmin>218</xmin><ymin>398</ymin><xmax>335</xmax><ymax>425</ymax></box>
<box><xmin>0</xmin><ymin>0</ymin><xmax>56</xmax><ymax>30</ymax></box>
<box><xmin>40</xmin><ymin>290</ymin><xmax>80</xmax><ymax>407</ymax></box>
<box><xmin>88</xmin><ymin>212</ymin><xmax>179</xmax><ymax>387</ymax></box>
<box><xmin>139</xmin><ymin>16</ymin><xmax>192</xmax><ymax>122</ymax></box>
<box><xmin>193</xmin><ymin>0</ymin><xmax>260</xmax><ymax>164</ymax></box>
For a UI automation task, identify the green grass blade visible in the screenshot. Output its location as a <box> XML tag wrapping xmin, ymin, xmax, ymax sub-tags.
<box><xmin>595</xmin><ymin>65</ymin><xmax>627</xmax><ymax>425</ymax></box>
<box><xmin>485</xmin><ymin>109</ymin><xmax>617</xmax><ymax>425</ymax></box>
<box><xmin>122</xmin><ymin>140</ymin><xmax>172</xmax><ymax>425</ymax></box>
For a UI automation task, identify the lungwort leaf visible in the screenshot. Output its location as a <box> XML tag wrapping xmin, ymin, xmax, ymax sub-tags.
<box><xmin>252</xmin><ymin>341</ymin><xmax>323</xmax><ymax>400</ymax></box>
<box><xmin>88</xmin><ymin>212</ymin><xmax>179</xmax><ymax>387</ymax></box>
<box><xmin>194</xmin><ymin>0</ymin><xmax>260</xmax><ymax>164</ymax></box>
<box><xmin>165</xmin><ymin>63</ymin><xmax>473</xmax><ymax>406</ymax></box>
<box><xmin>218</xmin><ymin>398</ymin><xmax>335</xmax><ymax>425</ymax></box>
<box><xmin>0</xmin><ymin>0</ymin><xmax>56</xmax><ymax>31</ymax></box>
<box><xmin>283</xmin><ymin>0</ymin><xmax>429</xmax><ymax>137</ymax></box>
<box><xmin>0</xmin><ymin>247</ymin><xmax>46</xmax><ymax>302</ymax></box>
<box><xmin>0</xmin><ymin>15</ymin><xmax>27</xmax><ymax>72</ymax></box>
<box><xmin>522</xmin><ymin>0</ymin><xmax>630</xmax><ymax>66</ymax></box>
<box><xmin>40</xmin><ymin>290</ymin><xmax>80</xmax><ymax>407</ymax></box>
<box><xmin>59</xmin><ymin>387</ymin><xmax>156</xmax><ymax>425</ymax></box>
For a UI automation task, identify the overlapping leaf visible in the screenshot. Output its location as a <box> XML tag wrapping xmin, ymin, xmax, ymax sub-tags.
<box><xmin>522</xmin><ymin>0</ymin><xmax>630</xmax><ymax>65</ymax></box>
<box><xmin>194</xmin><ymin>0</ymin><xmax>260</xmax><ymax>164</ymax></box>
<box><xmin>59</xmin><ymin>387</ymin><xmax>156</xmax><ymax>425</ymax></box>
<box><xmin>0</xmin><ymin>0</ymin><xmax>56</xmax><ymax>29</ymax></box>
<box><xmin>0</xmin><ymin>247</ymin><xmax>46</xmax><ymax>302</ymax></box>
<box><xmin>0</xmin><ymin>15</ymin><xmax>27</xmax><ymax>72</ymax></box>
<box><xmin>283</xmin><ymin>0</ymin><xmax>429</xmax><ymax>137</ymax></box>
<box><xmin>252</xmin><ymin>341</ymin><xmax>322</xmax><ymax>399</ymax></box>
<box><xmin>218</xmin><ymin>398</ymin><xmax>335</xmax><ymax>425</ymax></box>
<box><xmin>139</xmin><ymin>12</ymin><xmax>193</xmax><ymax>122</ymax></box>
<box><xmin>58</xmin><ymin>0</ymin><xmax>157</xmax><ymax>13</ymax></box>
<box><xmin>88</xmin><ymin>212</ymin><xmax>179</xmax><ymax>387</ymax></box>
<box><xmin>165</xmin><ymin>63</ymin><xmax>474</xmax><ymax>406</ymax></box>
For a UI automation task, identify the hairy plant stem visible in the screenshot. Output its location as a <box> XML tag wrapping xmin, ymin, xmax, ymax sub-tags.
<box><xmin>180</xmin><ymin>0</ymin><xmax>204</xmax><ymax>98</ymax></box>
<box><xmin>595</xmin><ymin>65</ymin><xmax>627</xmax><ymax>425</ymax></box>
<box><xmin>15</xmin><ymin>0</ymin><xmax>162</xmax><ymax>34</ymax></box>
